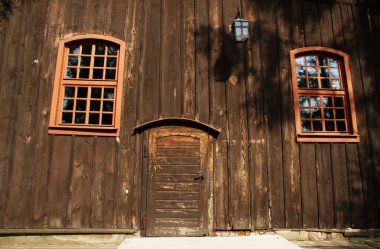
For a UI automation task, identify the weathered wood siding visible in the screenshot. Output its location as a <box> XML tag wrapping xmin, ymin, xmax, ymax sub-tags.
<box><xmin>0</xmin><ymin>0</ymin><xmax>379</xmax><ymax>230</ymax></box>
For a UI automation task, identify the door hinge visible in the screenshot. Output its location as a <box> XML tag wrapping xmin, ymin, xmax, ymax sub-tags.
<box><xmin>143</xmin><ymin>141</ymin><xmax>148</xmax><ymax>158</ymax></box>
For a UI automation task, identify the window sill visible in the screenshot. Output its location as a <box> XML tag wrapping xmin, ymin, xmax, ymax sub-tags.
<box><xmin>297</xmin><ymin>133</ymin><xmax>360</xmax><ymax>143</ymax></box>
<box><xmin>48</xmin><ymin>126</ymin><xmax>119</xmax><ymax>137</ymax></box>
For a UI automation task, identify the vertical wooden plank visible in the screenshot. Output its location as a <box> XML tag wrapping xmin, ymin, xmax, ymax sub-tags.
<box><xmin>195</xmin><ymin>0</ymin><xmax>209</xmax><ymax>123</ymax></box>
<box><xmin>182</xmin><ymin>0</ymin><xmax>196</xmax><ymax>119</ymax></box>
<box><xmin>315</xmin><ymin>143</ymin><xmax>335</xmax><ymax>228</ymax></box>
<box><xmin>300</xmin><ymin>143</ymin><xmax>318</xmax><ymax>228</ymax></box>
<box><xmin>104</xmin><ymin>0</ymin><xmax>128</xmax><ymax>40</ymax></box>
<box><xmin>340</xmin><ymin>3</ymin><xmax>377</xmax><ymax>228</ymax></box>
<box><xmin>331</xmin><ymin>144</ymin><xmax>350</xmax><ymax>228</ymax></box>
<box><xmin>346</xmin><ymin>143</ymin><xmax>366</xmax><ymax>228</ymax></box>
<box><xmin>69</xmin><ymin>137</ymin><xmax>94</xmax><ymax>228</ymax></box>
<box><xmin>47</xmin><ymin>136</ymin><xmax>72</xmax><ymax>228</ymax></box>
<box><xmin>62</xmin><ymin>0</ymin><xmax>87</xmax><ymax>35</ymax></box>
<box><xmin>138</xmin><ymin>0</ymin><xmax>161</xmax><ymax>123</ymax></box>
<box><xmin>160</xmin><ymin>0</ymin><xmax>182</xmax><ymax>117</ymax></box>
<box><xmin>222</xmin><ymin>0</ymin><xmax>250</xmax><ymax>230</ymax></box>
<box><xmin>303</xmin><ymin>1</ymin><xmax>320</xmax><ymax>47</ymax></box>
<box><xmin>209</xmin><ymin>0</ymin><xmax>228</xmax><ymax>230</ymax></box>
<box><xmin>259</xmin><ymin>0</ymin><xmax>285</xmax><ymax>228</ymax></box>
<box><xmin>276</xmin><ymin>0</ymin><xmax>302</xmax><ymax>228</ymax></box>
<box><xmin>103</xmin><ymin>138</ymin><xmax>117</xmax><ymax>228</ymax></box>
<box><xmin>244</xmin><ymin>0</ymin><xmax>269</xmax><ymax>230</ymax></box>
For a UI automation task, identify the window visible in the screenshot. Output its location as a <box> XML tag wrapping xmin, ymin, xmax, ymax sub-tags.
<box><xmin>49</xmin><ymin>35</ymin><xmax>125</xmax><ymax>136</ymax></box>
<box><xmin>290</xmin><ymin>47</ymin><xmax>359</xmax><ymax>142</ymax></box>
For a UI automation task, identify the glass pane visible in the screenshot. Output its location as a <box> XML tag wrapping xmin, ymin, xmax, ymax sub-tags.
<box><xmin>242</xmin><ymin>27</ymin><xmax>249</xmax><ymax>36</ymax></box>
<box><xmin>95</xmin><ymin>45</ymin><xmax>105</xmax><ymax>55</ymax></box>
<box><xmin>296</xmin><ymin>67</ymin><xmax>306</xmax><ymax>77</ymax></box>
<box><xmin>64</xmin><ymin>87</ymin><xmax>75</xmax><ymax>97</ymax></box>
<box><xmin>334</xmin><ymin>97</ymin><xmax>344</xmax><ymax>107</ymax></box>
<box><xmin>297</xmin><ymin>78</ymin><xmax>307</xmax><ymax>88</ymax></box>
<box><xmin>104</xmin><ymin>88</ymin><xmax>115</xmax><ymax>99</ymax></box>
<box><xmin>299</xmin><ymin>96</ymin><xmax>309</xmax><ymax>107</ymax></box>
<box><xmin>103</xmin><ymin>101</ymin><xmax>114</xmax><ymax>112</ymax></box>
<box><xmin>319</xmin><ymin>68</ymin><xmax>329</xmax><ymax>77</ymax></box>
<box><xmin>89</xmin><ymin>113</ymin><xmax>100</xmax><ymax>124</ymax></box>
<box><xmin>77</xmin><ymin>87</ymin><xmax>88</xmax><ymax>98</ymax></box>
<box><xmin>323</xmin><ymin>97</ymin><xmax>333</xmax><ymax>107</ymax></box>
<box><xmin>102</xmin><ymin>114</ymin><xmax>113</xmax><ymax>125</ymax></box>
<box><xmin>331</xmin><ymin>79</ymin><xmax>341</xmax><ymax>89</ymax></box>
<box><xmin>93</xmin><ymin>69</ymin><xmax>103</xmax><ymax>79</ymax></box>
<box><xmin>105</xmin><ymin>69</ymin><xmax>116</xmax><ymax>79</ymax></box>
<box><xmin>321</xmin><ymin>79</ymin><xmax>330</xmax><ymax>88</ymax></box>
<box><xmin>94</xmin><ymin>57</ymin><xmax>104</xmax><ymax>67</ymax></box>
<box><xmin>107</xmin><ymin>46</ymin><xmax>118</xmax><ymax>55</ymax></box>
<box><xmin>301</xmin><ymin>121</ymin><xmax>311</xmax><ymax>132</ymax></box>
<box><xmin>80</xmin><ymin>56</ymin><xmax>91</xmax><ymax>66</ymax></box>
<box><xmin>76</xmin><ymin>100</ymin><xmax>87</xmax><ymax>111</ymax></box>
<box><xmin>313</xmin><ymin>121</ymin><xmax>323</xmax><ymax>131</ymax></box>
<box><xmin>90</xmin><ymin>100</ymin><xmax>101</xmax><ymax>111</ymax></box>
<box><xmin>82</xmin><ymin>44</ymin><xmax>92</xmax><ymax>55</ymax></box>
<box><xmin>79</xmin><ymin>69</ymin><xmax>90</xmax><ymax>78</ymax></box>
<box><xmin>106</xmin><ymin>58</ymin><xmax>117</xmax><ymax>68</ymax></box>
<box><xmin>61</xmin><ymin>112</ymin><xmax>73</xmax><ymax>124</ymax></box>
<box><xmin>68</xmin><ymin>56</ymin><xmax>78</xmax><ymax>66</ymax></box>
<box><xmin>330</xmin><ymin>68</ymin><xmax>340</xmax><ymax>78</ymax></box>
<box><xmin>307</xmin><ymin>67</ymin><xmax>317</xmax><ymax>77</ymax></box>
<box><xmin>306</xmin><ymin>56</ymin><xmax>316</xmax><ymax>66</ymax></box>
<box><xmin>91</xmin><ymin>88</ymin><xmax>102</xmax><ymax>98</ymax></box>
<box><xmin>310</xmin><ymin>96</ymin><xmax>320</xmax><ymax>107</ymax></box>
<box><xmin>337</xmin><ymin>121</ymin><xmax>346</xmax><ymax>131</ymax></box>
<box><xmin>295</xmin><ymin>57</ymin><xmax>305</xmax><ymax>66</ymax></box>
<box><xmin>311</xmin><ymin>108</ymin><xmax>321</xmax><ymax>119</ymax></box>
<box><xmin>326</xmin><ymin>121</ymin><xmax>335</xmax><ymax>131</ymax></box>
<box><xmin>300</xmin><ymin>108</ymin><xmax>310</xmax><ymax>119</ymax></box>
<box><xmin>66</xmin><ymin>68</ymin><xmax>77</xmax><ymax>78</ymax></box>
<box><xmin>318</xmin><ymin>56</ymin><xmax>328</xmax><ymax>66</ymax></box>
<box><xmin>309</xmin><ymin>78</ymin><xmax>318</xmax><ymax>88</ymax></box>
<box><xmin>69</xmin><ymin>46</ymin><xmax>80</xmax><ymax>55</ymax></box>
<box><xmin>63</xmin><ymin>100</ymin><xmax>74</xmax><ymax>110</ymax></box>
<box><xmin>235</xmin><ymin>28</ymin><xmax>242</xmax><ymax>36</ymax></box>
<box><xmin>324</xmin><ymin>108</ymin><xmax>333</xmax><ymax>119</ymax></box>
<box><xmin>335</xmin><ymin>109</ymin><xmax>345</xmax><ymax>119</ymax></box>
<box><xmin>75</xmin><ymin>113</ymin><xmax>86</xmax><ymax>124</ymax></box>
<box><xmin>329</xmin><ymin>58</ymin><xmax>339</xmax><ymax>67</ymax></box>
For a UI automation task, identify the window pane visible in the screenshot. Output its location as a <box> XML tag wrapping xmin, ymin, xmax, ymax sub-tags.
<box><xmin>68</xmin><ymin>56</ymin><xmax>78</xmax><ymax>66</ymax></box>
<box><xmin>90</xmin><ymin>100</ymin><xmax>101</xmax><ymax>111</ymax></box>
<box><xmin>319</xmin><ymin>68</ymin><xmax>329</xmax><ymax>77</ymax></box>
<box><xmin>307</xmin><ymin>67</ymin><xmax>317</xmax><ymax>77</ymax></box>
<box><xmin>103</xmin><ymin>101</ymin><xmax>114</xmax><ymax>112</ymax></box>
<box><xmin>93</xmin><ymin>69</ymin><xmax>103</xmax><ymax>79</ymax></box>
<box><xmin>311</xmin><ymin>108</ymin><xmax>321</xmax><ymax>119</ymax></box>
<box><xmin>296</xmin><ymin>67</ymin><xmax>306</xmax><ymax>77</ymax></box>
<box><xmin>326</xmin><ymin>121</ymin><xmax>335</xmax><ymax>131</ymax></box>
<box><xmin>104</xmin><ymin>88</ymin><xmax>114</xmax><ymax>99</ymax></box>
<box><xmin>324</xmin><ymin>108</ymin><xmax>333</xmax><ymax>119</ymax></box>
<box><xmin>321</xmin><ymin>79</ymin><xmax>330</xmax><ymax>88</ymax></box>
<box><xmin>309</xmin><ymin>78</ymin><xmax>318</xmax><ymax>88</ymax></box>
<box><xmin>63</xmin><ymin>100</ymin><xmax>74</xmax><ymax>110</ymax></box>
<box><xmin>337</xmin><ymin>121</ymin><xmax>346</xmax><ymax>131</ymax></box>
<box><xmin>334</xmin><ymin>97</ymin><xmax>344</xmax><ymax>107</ymax></box>
<box><xmin>95</xmin><ymin>45</ymin><xmax>105</xmax><ymax>55</ymax></box>
<box><xmin>75</xmin><ymin>113</ymin><xmax>86</xmax><ymax>124</ymax></box>
<box><xmin>77</xmin><ymin>87</ymin><xmax>88</xmax><ymax>98</ymax></box>
<box><xmin>91</xmin><ymin>88</ymin><xmax>102</xmax><ymax>98</ymax></box>
<box><xmin>69</xmin><ymin>46</ymin><xmax>80</xmax><ymax>55</ymax></box>
<box><xmin>64</xmin><ymin>87</ymin><xmax>75</xmax><ymax>97</ymax></box>
<box><xmin>329</xmin><ymin>58</ymin><xmax>339</xmax><ymax>67</ymax></box>
<box><xmin>66</xmin><ymin>68</ymin><xmax>77</xmax><ymax>78</ymax></box>
<box><xmin>296</xmin><ymin>57</ymin><xmax>305</xmax><ymax>66</ymax></box>
<box><xmin>318</xmin><ymin>56</ymin><xmax>328</xmax><ymax>66</ymax></box>
<box><xmin>335</xmin><ymin>109</ymin><xmax>345</xmax><ymax>119</ymax></box>
<box><xmin>323</xmin><ymin>97</ymin><xmax>333</xmax><ymax>107</ymax></box>
<box><xmin>297</xmin><ymin>78</ymin><xmax>307</xmax><ymax>88</ymax></box>
<box><xmin>94</xmin><ymin>57</ymin><xmax>104</xmax><ymax>67</ymax></box>
<box><xmin>300</xmin><ymin>108</ymin><xmax>310</xmax><ymax>119</ymax></box>
<box><xmin>313</xmin><ymin>121</ymin><xmax>323</xmax><ymax>131</ymax></box>
<box><xmin>310</xmin><ymin>96</ymin><xmax>320</xmax><ymax>107</ymax></box>
<box><xmin>89</xmin><ymin>113</ymin><xmax>100</xmax><ymax>124</ymax></box>
<box><xmin>76</xmin><ymin>100</ymin><xmax>87</xmax><ymax>111</ymax></box>
<box><xmin>330</xmin><ymin>68</ymin><xmax>340</xmax><ymax>78</ymax></box>
<box><xmin>102</xmin><ymin>114</ymin><xmax>113</xmax><ymax>125</ymax></box>
<box><xmin>299</xmin><ymin>96</ymin><xmax>309</xmax><ymax>107</ymax></box>
<box><xmin>306</xmin><ymin>56</ymin><xmax>316</xmax><ymax>66</ymax></box>
<box><xmin>61</xmin><ymin>112</ymin><xmax>73</xmax><ymax>123</ymax></box>
<box><xmin>331</xmin><ymin>80</ymin><xmax>341</xmax><ymax>89</ymax></box>
<box><xmin>80</xmin><ymin>56</ymin><xmax>91</xmax><ymax>66</ymax></box>
<box><xmin>105</xmin><ymin>69</ymin><xmax>116</xmax><ymax>79</ymax></box>
<box><xmin>108</xmin><ymin>46</ymin><xmax>118</xmax><ymax>55</ymax></box>
<box><xmin>79</xmin><ymin>69</ymin><xmax>90</xmax><ymax>78</ymax></box>
<box><xmin>301</xmin><ymin>121</ymin><xmax>311</xmax><ymax>132</ymax></box>
<box><xmin>82</xmin><ymin>44</ymin><xmax>92</xmax><ymax>54</ymax></box>
<box><xmin>106</xmin><ymin>58</ymin><xmax>117</xmax><ymax>68</ymax></box>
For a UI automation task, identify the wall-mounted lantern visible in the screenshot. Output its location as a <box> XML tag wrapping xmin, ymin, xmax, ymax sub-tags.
<box><xmin>232</xmin><ymin>8</ymin><xmax>249</xmax><ymax>42</ymax></box>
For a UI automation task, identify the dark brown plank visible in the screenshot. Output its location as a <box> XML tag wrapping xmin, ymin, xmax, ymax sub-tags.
<box><xmin>155</xmin><ymin>183</ymin><xmax>199</xmax><ymax>192</ymax></box>
<box><xmin>303</xmin><ymin>1</ymin><xmax>321</xmax><ymax>46</ymax></box>
<box><xmin>160</xmin><ymin>0</ymin><xmax>182</xmax><ymax>117</ymax></box>
<box><xmin>156</xmin><ymin>200</ymin><xmax>198</xmax><ymax>209</ymax></box>
<box><xmin>156</xmin><ymin>191</ymin><xmax>199</xmax><ymax>201</ymax></box>
<box><xmin>63</xmin><ymin>0</ymin><xmax>87</xmax><ymax>34</ymax></box>
<box><xmin>155</xmin><ymin>218</ymin><xmax>199</xmax><ymax>227</ymax></box>
<box><xmin>155</xmin><ymin>157</ymin><xmax>200</xmax><ymax>165</ymax></box>
<box><xmin>155</xmin><ymin>209</ymin><xmax>198</xmax><ymax>219</ymax></box>
<box><xmin>103</xmin><ymin>138</ymin><xmax>117</xmax><ymax>228</ymax></box>
<box><xmin>243</xmin><ymin>0</ymin><xmax>269</xmax><ymax>229</ymax></box>
<box><xmin>319</xmin><ymin>3</ymin><xmax>335</xmax><ymax>47</ymax></box>
<box><xmin>330</xmin><ymin>4</ymin><xmax>345</xmax><ymax>50</ymax></box>
<box><xmin>331</xmin><ymin>144</ymin><xmax>350</xmax><ymax>228</ymax></box>
<box><xmin>209</xmin><ymin>0</ymin><xmax>228</xmax><ymax>230</ymax></box>
<box><xmin>300</xmin><ymin>143</ymin><xmax>318</xmax><ymax>228</ymax></box>
<box><xmin>276</xmin><ymin>0</ymin><xmax>302</xmax><ymax>228</ymax></box>
<box><xmin>260</xmin><ymin>0</ymin><xmax>285</xmax><ymax>228</ymax></box>
<box><xmin>47</xmin><ymin>136</ymin><xmax>73</xmax><ymax>228</ymax></box>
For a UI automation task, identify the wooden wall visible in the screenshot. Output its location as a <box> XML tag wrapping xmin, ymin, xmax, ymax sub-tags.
<box><xmin>0</xmin><ymin>0</ymin><xmax>379</xmax><ymax>230</ymax></box>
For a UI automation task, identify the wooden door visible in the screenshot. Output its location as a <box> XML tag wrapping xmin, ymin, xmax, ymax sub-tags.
<box><xmin>143</xmin><ymin>127</ymin><xmax>210</xmax><ymax>236</ymax></box>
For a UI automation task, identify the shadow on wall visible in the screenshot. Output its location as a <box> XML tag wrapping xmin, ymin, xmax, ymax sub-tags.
<box><xmin>0</xmin><ymin>0</ymin><xmax>12</xmax><ymax>19</ymax></box>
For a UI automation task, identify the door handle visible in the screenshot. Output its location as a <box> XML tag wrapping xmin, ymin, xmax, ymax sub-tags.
<box><xmin>194</xmin><ymin>172</ymin><xmax>204</xmax><ymax>181</ymax></box>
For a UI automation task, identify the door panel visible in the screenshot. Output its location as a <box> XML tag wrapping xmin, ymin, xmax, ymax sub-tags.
<box><xmin>145</xmin><ymin>127</ymin><xmax>209</xmax><ymax>236</ymax></box>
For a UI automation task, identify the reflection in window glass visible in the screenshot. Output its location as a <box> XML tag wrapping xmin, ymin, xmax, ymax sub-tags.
<box><xmin>299</xmin><ymin>96</ymin><xmax>309</xmax><ymax>107</ymax></box>
<box><xmin>82</xmin><ymin>44</ymin><xmax>92</xmax><ymax>54</ymax></box>
<box><xmin>306</xmin><ymin>56</ymin><xmax>316</xmax><ymax>66</ymax></box>
<box><xmin>307</xmin><ymin>67</ymin><xmax>317</xmax><ymax>77</ymax></box>
<box><xmin>309</xmin><ymin>78</ymin><xmax>318</xmax><ymax>88</ymax></box>
<box><xmin>91</xmin><ymin>88</ymin><xmax>102</xmax><ymax>98</ymax></box>
<box><xmin>104</xmin><ymin>88</ymin><xmax>114</xmax><ymax>99</ymax></box>
<box><xmin>69</xmin><ymin>46</ymin><xmax>79</xmax><ymax>55</ymax></box>
<box><xmin>66</xmin><ymin>68</ymin><xmax>77</xmax><ymax>78</ymax></box>
<box><xmin>296</xmin><ymin>57</ymin><xmax>305</xmax><ymax>66</ymax></box>
<box><xmin>95</xmin><ymin>45</ymin><xmax>105</xmax><ymax>55</ymax></box>
<box><xmin>301</xmin><ymin>121</ymin><xmax>311</xmax><ymax>131</ymax></box>
<box><xmin>75</xmin><ymin>113</ymin><xmax>86</xmax><ymax>124</ymax></box>
<box><xmin>310</xmin><ymin>96</ymin><xmax>320</xmax><ymax>107</ymax></box>
<box><xmin>64</xmin><ymin>87</ymin><xmax>75</xmax><ymax>97</ymax></box>
<box><xmin>102</xmin><ymin>114</ymin><xmax>113</xmax><ymax>125</ymax></box>
<box><xmin>61</xmin><ymin>113</ymin><xmax>73</xmax><ymax>123</ymax></box>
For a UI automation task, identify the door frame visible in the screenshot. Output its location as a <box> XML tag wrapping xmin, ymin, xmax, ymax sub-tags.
<box><xmin>140</xmin><ymin>125</ymin><xmax>214</xmax><ymax>236</ymax></box>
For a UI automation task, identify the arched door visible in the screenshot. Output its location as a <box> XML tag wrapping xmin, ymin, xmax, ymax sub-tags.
<box><xmin>142</xmin><ymin>126</ymin><xmax>212</xmax><ymax>236</ymax></box>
